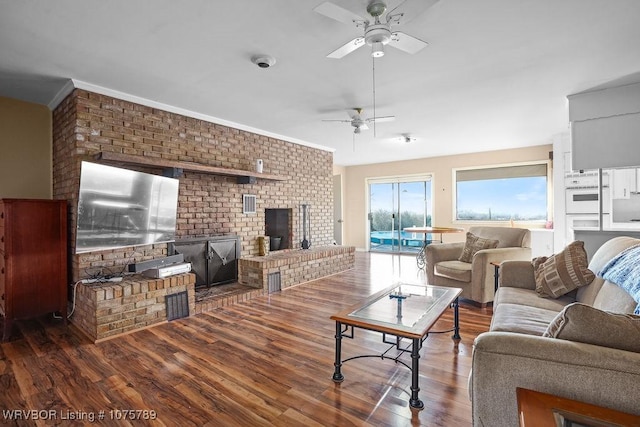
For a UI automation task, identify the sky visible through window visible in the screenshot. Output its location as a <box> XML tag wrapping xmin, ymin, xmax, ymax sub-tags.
<box><xmin>457</xmin><ymin>177</ymin><xmax>547</xmax><ymax>221</ymax></box>
<box><xmin>370</xmin><ymin>182</ymin><xmax>432</xmax><ymax>213</ymax></box>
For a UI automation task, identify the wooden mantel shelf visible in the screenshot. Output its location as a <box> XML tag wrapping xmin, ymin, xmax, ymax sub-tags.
<box><xmin>95</xmin><ymin>152</ymin><xmax>288</xmax><ymax>183</ymax></box>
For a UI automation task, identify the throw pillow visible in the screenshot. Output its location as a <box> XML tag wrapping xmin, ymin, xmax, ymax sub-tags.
<box><xmin>458</xmin><ymin>232</ymin><xmax>499</xmax><ymax>263</ymax></box>
<box><xmin>543</xmin><ymin>302</ymin><xmax>640</xmax><ymax>353</ymax></box>
<box><xmin>533</xmin><ymin>240</ymin><xmax>595</xmax><ymax>298</ymax></box>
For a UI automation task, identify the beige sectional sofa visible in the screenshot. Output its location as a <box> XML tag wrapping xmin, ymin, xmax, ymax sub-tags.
<box><xmin>470</xmin><ymin>236</ymin><xmax>640</xmax><ymax>426</ymax></box>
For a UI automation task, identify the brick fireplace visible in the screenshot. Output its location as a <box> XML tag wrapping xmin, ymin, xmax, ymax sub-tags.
<box><xmin>53</xmin><ymin>89</ymin><xmax>335</xmax><ymax>278</ymax></box>
<box><xmin>51</xmin><ymin>89</ymin><xmax>339</xmax><ymax>340</ymax></box>
<box><xmin>265</xmin><ymin>208</ymin><xmax>292</xmax><ymax>251</ymax></box>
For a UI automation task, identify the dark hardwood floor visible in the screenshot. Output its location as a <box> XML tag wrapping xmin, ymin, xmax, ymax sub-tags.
<box><xmin>0</xmin><ymin>252</ymin><xmax>492</xmax><ymax>426</ymax></box>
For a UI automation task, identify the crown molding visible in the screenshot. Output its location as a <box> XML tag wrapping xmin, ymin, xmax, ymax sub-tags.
<box><xmin>47</xmin><ymin>79</ymin><xmax>75</xmax><ymax>110</ymax></box>
<box><xmin>61</xmin><ymin>79</ymin><xmax>334</xmax><ymax>153</ymax></box>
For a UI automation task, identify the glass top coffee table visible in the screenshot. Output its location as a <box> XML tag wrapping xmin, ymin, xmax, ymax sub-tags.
<box><xmin>330</xmin><ymin>283</ymin><xmax>462</xmax><ymax>410</ymax></box>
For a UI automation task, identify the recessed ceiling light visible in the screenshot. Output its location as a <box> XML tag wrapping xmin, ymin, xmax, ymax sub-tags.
<box><xmin>392</xmin><ymin>135</ymin><xmax>417</xmax><ymax>143</ymax></box>
<box><xmin>251</xmin><ymin>55</ymin><xmax>276</xmax><ymax>68</ymax></box>
<box><xmin>403</xmin><ymin>136</ymin><xmax>417</xmax><ymax>143</ymax></box>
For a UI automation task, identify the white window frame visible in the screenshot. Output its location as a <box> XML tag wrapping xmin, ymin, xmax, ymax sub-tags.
<box><xmin>452</xmin><ymin>160</ymin><xmax>552</xmax><ymax>224</ymax></box>
<box><xmin>365</xmin><ymin>173</ymin><xmax>434</xmax><ymax>251</ymax></box>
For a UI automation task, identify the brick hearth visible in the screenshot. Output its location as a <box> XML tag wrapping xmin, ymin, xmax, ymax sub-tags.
<box><xmin>73</xmin><ymin>273</ymin><xmax>196</xmax><ymax>342</ymax></box>
<box><xmin>195</xmin><ymin>245</ymin><xmax>356</xmax><ymax>314</ymax></box>
<box><xmin>239</xmin><ymin>246</ymin><xmax>356</xmax><ymax>290</ymax></box>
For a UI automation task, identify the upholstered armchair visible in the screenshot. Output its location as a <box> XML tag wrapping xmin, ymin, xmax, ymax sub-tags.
<box><xmin>425</xmin><ymin>226</ymin><xmax>531</xmax><ymax>305</ymax></box>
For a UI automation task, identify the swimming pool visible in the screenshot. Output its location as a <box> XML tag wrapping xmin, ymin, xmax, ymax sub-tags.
<box><xmin>370</xmin><ymin>231</ymin><xmax>432</xmax><ymax>247</ymax></box>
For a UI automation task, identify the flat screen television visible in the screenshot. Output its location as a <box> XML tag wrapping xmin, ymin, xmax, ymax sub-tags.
<box><xmin>76</xmin><ymin>161</ymin><xmax>180</xmax><ymax>253</ymax></box>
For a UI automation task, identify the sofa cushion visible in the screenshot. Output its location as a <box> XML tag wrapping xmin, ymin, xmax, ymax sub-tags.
<box><xmin>587</xmin><ymin>236</ymin><xmax>640</xmax><ymax>278</ymax></box>
<box><xmin>458</xmin><ymin>232</ymin><xmax>499</xmax><ymax>263</ymax></box>
<box><xmin>543</xmin><ymin>303</ymin><xmax>640</xmax><ymax>353</ymax></box>
<box><xmin>533</xmin><ymin>241</ymin><xmax>595</xmax><ymax>298</ymax></box>
<box><xmin>495</xmin><ymin>287</ymin><xmax>575</xmax><ymax>312</ymax></box>
<box><xmin>435</xmin><ymin>260</ymin><xmax>472</xmax><ymax>282</ymax></box>
<box><xmin>598</xmin><ymin>243</ymin><xmax>640</xmax><ymax>314</ymax></box>
<box><xmin>579</xmin><ymin>236</ymin><xmax>640</xmax><ymax>306</ymax></box>
<box><xmin>468</xmin><ymin>226</ymin><xmax>530</xmax><ymax>248</ymax></box>
<box><xmin>490</xmin><ymin>303</ymin><xmax>560</xmax><ymax>336</ymax></box>
<box><xmin>592</xmin><ymin>281</ymin><xmax>638</xmax><ymax>314</ymax></box>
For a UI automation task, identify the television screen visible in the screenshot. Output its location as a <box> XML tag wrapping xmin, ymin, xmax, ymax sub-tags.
<box><xmin>76</xmin><ymin>161</ymin><xmax>180</xmax><ymax>253</ymax></box>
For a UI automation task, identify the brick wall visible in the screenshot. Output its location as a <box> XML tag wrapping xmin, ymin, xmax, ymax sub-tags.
<box><xmin>73</xmin><ymin>273</ymin><xmax>196</xmax><ymax>342</ymax></box>
<box><xmin>52</xmin><ymin>89</ymin><xmax>334</xmax><ymax>282</ymax></box>
<box><xmin>239</xmin><ymin>246</ymin><xmax>355</xmax><ymax>290</ymax></box>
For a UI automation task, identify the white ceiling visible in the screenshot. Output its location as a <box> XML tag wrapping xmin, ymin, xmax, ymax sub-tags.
<box><xmin>1</xmin><ymin>0</ymin><xmax>640</xmax><ymax>166</ymax></box>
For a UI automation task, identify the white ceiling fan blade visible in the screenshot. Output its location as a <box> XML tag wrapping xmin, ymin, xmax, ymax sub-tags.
<box><xmin>359</xmin><ymin>123</ymin><xmax>369</xmax><ymax>130</ymax></box>
<box><xmin>367</xmin><ymin>115</ymin><xmax>396</xmax><ymax>123</ymax></box>
<box><xmin>313</xmin><ymin>2</ymin><xmax>365</xmax><ymax>25</ymax></box>
<box><xmin>327</xmin><ymin>37</ymin><xmax>365</xmax><ymax>59</ymax></box>
<box><xmin>389</xmin><ymin>32</ymin><xmax>428</xmax><ymax>54</ymax></box>
<box><xmin>322</xmin><ymin>119</ymin><xmax>352</xmax><ymax>123</ymax></box>
<box><xmin>386</xmin><ymin>0</ymin><xmax>439</xmax><ymax>26</ymax></box>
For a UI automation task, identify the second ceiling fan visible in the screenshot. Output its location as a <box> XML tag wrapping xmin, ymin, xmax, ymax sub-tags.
<box><xmin>323</xmin><ymin>108</ymin><xmax>395</xmax><ymax>134</ymax></box>
<box><xmin>314</xmin><ymin>0</ymin><xmax>439</xmax><ymax>58</ymax></box>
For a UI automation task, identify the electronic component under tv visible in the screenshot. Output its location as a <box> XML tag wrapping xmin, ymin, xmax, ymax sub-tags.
<box><xmin>75</xmin><ymin>161</ymin><xmax>180</xmax><ymax>254</ymax></box>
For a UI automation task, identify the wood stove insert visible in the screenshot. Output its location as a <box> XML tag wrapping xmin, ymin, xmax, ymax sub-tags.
<box><xmin>170</xmin><ymin>235</ymin><xmax>241</xmax><ymax>288</ymax></box>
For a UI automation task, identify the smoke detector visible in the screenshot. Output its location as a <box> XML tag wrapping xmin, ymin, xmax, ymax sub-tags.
<box><xmin>251</xmin><ymin>55</ymin><xmax>276</xmax><ymax>68</ymax></box>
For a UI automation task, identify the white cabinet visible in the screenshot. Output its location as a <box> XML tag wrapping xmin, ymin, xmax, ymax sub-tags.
<box><xmin>529</xmin><ymin>229</ymin><xmax>555</xmax><ymax>257</ymax></box>
<box><xmin>563</xmin><ymin>151</ymin><xmax>572</xmax><ymax>173</ymax></box>
<box><xmin>611</xmin><ymin>168</ymin><xmax>637</xmax><ymax>199</ymax></box>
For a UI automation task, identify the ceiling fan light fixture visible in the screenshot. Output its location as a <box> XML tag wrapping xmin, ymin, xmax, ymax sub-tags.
<box><xmin>371</xmin><ymin>42</ymin><xmax>385</xmax><ymax>57</ymax></box>
<box><xmin>314</xmin><ymin>1</ymin><xmax>434</xmax><ymax>59</ymax></box>
<box><xmin>367</xmin><ymin>1</ymin><xmax>387</xmax><ymax>17</ymax></box>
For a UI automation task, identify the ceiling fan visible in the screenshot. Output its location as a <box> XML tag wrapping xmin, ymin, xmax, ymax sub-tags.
<box><xmin>323</xmin><ymin>108</ymin><xmax>395</xmax><ymax>134</ymax></box>
<box><xmin>313</xmin><ymin>0</ymin><xmax>439</xmax><ymax>58</ymax></box>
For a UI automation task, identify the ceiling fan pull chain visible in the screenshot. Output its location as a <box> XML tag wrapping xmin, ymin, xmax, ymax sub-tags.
<box><xmin>372</xmin><ymin>55</ymin><xmax>377</xmax><ymax>138</ymax></box>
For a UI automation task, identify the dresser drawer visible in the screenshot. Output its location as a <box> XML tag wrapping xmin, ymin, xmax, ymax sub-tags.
<box><xmin>0</xmin><ymin>205</ymin><xmax>4</xmax><ymax>252</ymax></box>
<box><xmin>0</xmin><ymin>255</ymin><xmax>5</xmax><ymax>314</ymax></box>
<box><xmin>0</xmin><ymin>202</ymin><xmax>4</xmax><ymax>252</ymax></box>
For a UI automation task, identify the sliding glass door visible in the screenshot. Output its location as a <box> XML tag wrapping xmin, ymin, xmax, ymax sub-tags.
<box><xmin>368</xmin><ymin>176</ymin><xmax>432</xmax><ymax>253</ymax></box>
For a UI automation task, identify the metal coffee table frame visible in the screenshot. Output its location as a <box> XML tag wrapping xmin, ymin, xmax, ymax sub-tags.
<box><xmin>330</xmin><ymin>284</ymin><xmax>462</xmax><ymax>410</ymax></box>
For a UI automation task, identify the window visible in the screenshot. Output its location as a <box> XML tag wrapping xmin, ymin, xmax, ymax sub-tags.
<box><xmin>454</xmin><ymin>162</ymin><xmax>549</xmax><ymax>222</ymax></box>
<box><xmin>367</xmin><ymin>175</ymin><xmax>433</xmax><ymax>253</ymax></box>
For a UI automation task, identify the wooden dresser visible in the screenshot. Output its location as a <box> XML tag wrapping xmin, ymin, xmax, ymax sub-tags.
<box><xmin>0</xmin><ymin>199</ymin><xmax>68</xmax><ymax>341</ymax></box>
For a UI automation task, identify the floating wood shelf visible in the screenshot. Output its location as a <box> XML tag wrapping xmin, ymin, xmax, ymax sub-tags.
<box><xmin>94</xmin><ymin>152</ymin><xmax>288</xmax><ymax>183</ymax></box>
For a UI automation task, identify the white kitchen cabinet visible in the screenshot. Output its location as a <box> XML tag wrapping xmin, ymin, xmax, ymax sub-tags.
<box><xmin>529</xmin><ymin>229</ymin><xmax>555</xmax><ymax>257</ymax></box>
<box><xmin>563</xmin><ymin>151</ymin><xmax>572</xmax><ymax>173</ymax></box>
<box><xmin>611</xmin><ymin>168</ymin><xmax>636</xmax><ymax>199</ymax></box>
